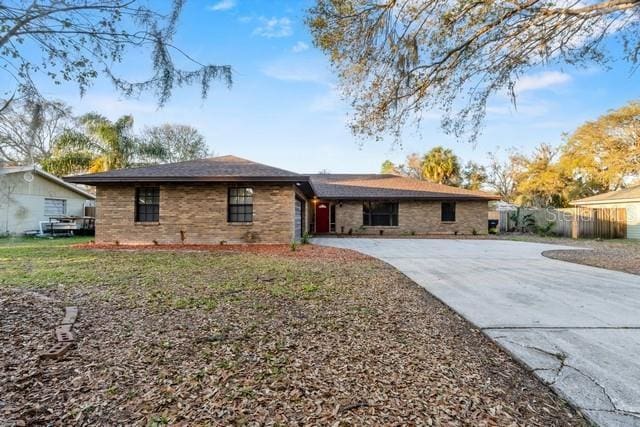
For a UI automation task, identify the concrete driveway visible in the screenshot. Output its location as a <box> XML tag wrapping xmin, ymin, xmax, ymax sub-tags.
<box><xmin>314</xmin><ymin>238</ymin><xmax>640</xmax><ymax>427</ymax></box>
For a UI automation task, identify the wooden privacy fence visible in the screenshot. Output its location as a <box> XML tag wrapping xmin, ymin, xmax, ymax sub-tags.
<box><xmin>498</xmin><ymin>207</ymin><xmax>627</xmax><ymax>239</ymax></box>
<box><xmin>571</xmin><ymin>207</ymin><xmax>626</xmax><ymax>239</ymax></box>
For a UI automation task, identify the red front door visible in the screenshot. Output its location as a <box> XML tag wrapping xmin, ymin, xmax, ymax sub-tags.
<box><xmin>315</xmin><ymin>202</ymin><xmax>330</xmax><ymax>233</ymax></box>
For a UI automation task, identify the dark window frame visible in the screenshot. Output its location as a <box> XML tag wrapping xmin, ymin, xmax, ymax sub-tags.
<box><xmin>363</xmin><ymin>201</ymin><xmax>399</xmax><ymax>227</ymax></box>
<box><xmin>228</xmin><ymin>187</ymin><xmax>254</xmax><ymax>223</ymax></box>
<box><xmin>135</xmin><ymin>187</ymin><xmax>160</xmax><ymax>222</ymax></box>
<box><xmin>330</xmin><ymin>203</ymin><xmax>336</xmax><ymax>232</ymax></box>
<box><xmin>441</xmin><ymin>201</ymin><xmax>456</xmax><ymax>222</ymax></box>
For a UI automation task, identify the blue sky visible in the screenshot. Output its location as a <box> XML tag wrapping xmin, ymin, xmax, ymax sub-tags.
<box><xmin>34</xmin><ymin>0</ymin><xmax>640</xmax><ymax>173</ymax></box>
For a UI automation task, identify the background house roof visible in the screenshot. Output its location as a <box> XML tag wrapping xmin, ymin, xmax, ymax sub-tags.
<box><xmin>309</xmin><ymin>174</ymin><xmax>500</xmax><ymax>200</ymax></box>
<box><xmin>65</xmin><ymin>155</ymin><xmax>308</xmax><ymax>184</ymax></box>
<box><xmin>572</xmin><ymin>185</ymin><xmax>640</xmax><ymax>205</ymax></box>
<box><xmin>1</xmin><ymin>165</ymin><xmax>95</xmax><ymax>199</ymax></box>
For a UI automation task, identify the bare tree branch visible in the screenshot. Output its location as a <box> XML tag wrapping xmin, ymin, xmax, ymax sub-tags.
<box><xmin>308</xmin><ymin>0</ymin><xmax>640</xmax><ymax>143</ymax></box>
<box><xmin>0</xmin><ymin>0</ymin><xmax>232</xmax><ymax>106</ymax></box>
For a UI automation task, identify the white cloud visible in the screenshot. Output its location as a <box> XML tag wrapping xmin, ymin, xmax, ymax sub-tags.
<box><xmin>514</xmin><ymin>71</ymin><xmax>572</xmax><ymax>93</ymax></box>
<box><xmin>309</xmin><ymin>86</ymin><xmax>341</xmax><ymax>112</ymax></box>
<box><xmin>253</xmin><ymin>17</ymin><xmax>292</xmax><ymax>38</ymax></box>
<box><xmin>262</xmin><ymin>57</ymin><xmax>329</xmax><ymax>84</ymax></box>
<box><xmin>292</xmin><ymin>41</ymin><xmax>309</xmax><ymax>53</ymax></box>
<box><xmin>208</xmin><ymin>0</ymin><xmax>236</xmax><ymax>11</ymax></box>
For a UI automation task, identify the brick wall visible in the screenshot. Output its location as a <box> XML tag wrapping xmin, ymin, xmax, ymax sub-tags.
<box><xmin>96</xmin><ymin>183</ymin><xmax>297</xmax><ymax>244</ymax></box>
<box><xmin>333</xmin><ymin>200</ymin><xmax>489</xmax><ymax>235</ymax></box>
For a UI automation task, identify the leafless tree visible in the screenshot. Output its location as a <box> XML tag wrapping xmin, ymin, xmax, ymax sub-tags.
<box><xmin>486</xmin><ymin>153</ymin><xmax>519</xmax><ymax>202</ymax></box>
<box><xmin>0</xmin><ymin>99</ymin><xmax>72</xmax><ymax>164</ymax></box>
<box><xmin>138</xmin><ymin>124</ymin><xmax>210</xmax><ymax>164</ymax></box>
<box><xmin>0</xmin><ymin>176</ymin><xmax>18</xmax><ymax>234</ymax></box>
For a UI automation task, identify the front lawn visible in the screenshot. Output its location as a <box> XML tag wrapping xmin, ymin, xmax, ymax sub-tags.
<box><xmin>1</xmin><ymin>238</ymin><xmax>582</xmax><ymax>425</ymax></box>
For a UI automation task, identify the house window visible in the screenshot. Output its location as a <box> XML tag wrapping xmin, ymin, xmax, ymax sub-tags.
<box><xmin>135</xmin><ymin>187</ymin><xmax>160</xmax><ymax>222</ymax></box>
<box><xmin>441</xmin><ymin>202</ymin><xmax>456</xmax><ymax>222</ymax></box>
<box><xmin>228</xmin><ymin>187</ymin><xmax>253</xmax><ymax>223</ymax></box>
<box><xmin>44</xmin><ymin>198</ymin><xmax>66</xmax><ymax>216</ymax></box>
<box><xmin>363</xmin><ymin>201</ymin><xmax>398</xmax><ymax>226</ymax></box>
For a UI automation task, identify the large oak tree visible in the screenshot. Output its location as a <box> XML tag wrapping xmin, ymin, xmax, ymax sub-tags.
<box><xmin>561</xmin><ymin>100</ymin><xmax>640</xmax><ymax>192</ymax></box>
<box><xmin>0</xmin><ymin>1</ymin><xmax>232</xmax><ymax>111</ymax></box>
<box><xmin>309</xmin><ymin>0</ymin><xmax>640</xmax><ymax>142</ymax></box>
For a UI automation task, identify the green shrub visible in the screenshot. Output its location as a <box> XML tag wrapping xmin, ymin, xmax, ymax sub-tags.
<box><xmin>535</xmin><ymin>221</ymin><xmax>556</xmax><ymax>237</ymax></box>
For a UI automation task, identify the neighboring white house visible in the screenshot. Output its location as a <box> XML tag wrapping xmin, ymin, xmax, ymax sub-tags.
<box><xmin>0</xmin><ymin>166</ymin><xmax>95</xmax><ymax>235</ymax></box>
<box><xmin>571</xmin><ymin>185</ymin><xmax>640</xmax><ymax>240</ymax></box>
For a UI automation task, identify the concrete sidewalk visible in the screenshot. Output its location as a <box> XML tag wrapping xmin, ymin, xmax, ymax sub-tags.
<box><xmin>314</xmin><ymin>238</ymin><xmax>640</xmax><ymax>427</ymax></box>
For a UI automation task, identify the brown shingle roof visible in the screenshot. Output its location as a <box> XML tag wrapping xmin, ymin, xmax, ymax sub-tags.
<box><xmin>64</xmin><ymin>156</ymin><xmax>499</xmax><ymax>200</ymax></box>
<box><xmin>310</xmin><ymin>174</ymin><xmax>499</xmax><ymax>200</ymax></box>
<box><xmin>572</xmin><ymin>185</ymin><xmax>640</xmax><ymax>205</ymax></box>
<box><xmin>65</xmin><ymin>155</ymin><xmax>307</xmax><ymax>184</ymax></box>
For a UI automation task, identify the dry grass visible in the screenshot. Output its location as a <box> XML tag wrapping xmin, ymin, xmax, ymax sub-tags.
<box><xmin>0</xmin><ymin>237</ymin><xmax>584</xmax><ymax>425</ymax></box>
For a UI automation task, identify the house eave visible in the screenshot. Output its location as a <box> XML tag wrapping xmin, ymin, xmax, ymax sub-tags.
<box><xmin>571</xmin><ymin>198</ymin><xmax>640</xmax><ymax>206</ymax></box>
<box><xmin>314</xmin><ymin>195</ymin><xmax>500</xmax><ymax>201</ymax></box>
<box><xmin>64</xmin><ymin>175</ymin><xmax>310</xmax><ymax>185</ymax></box>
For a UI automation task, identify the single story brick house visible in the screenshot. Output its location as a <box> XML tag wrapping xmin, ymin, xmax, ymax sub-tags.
<box><xmin>65</xmin><ymin>155</ymin><xmax>499</xmax><ymax>244</ymax></box>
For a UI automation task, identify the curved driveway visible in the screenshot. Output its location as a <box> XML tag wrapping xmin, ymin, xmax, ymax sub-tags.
<box><xmin>314</xmin><ymin>238</ymin><xmax>640</xmax><ymax>427</ymax></box>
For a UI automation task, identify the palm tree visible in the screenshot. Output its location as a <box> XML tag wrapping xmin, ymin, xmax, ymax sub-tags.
<box><xmin>42</xmin><ymin>114</ymin><xmax>140</xmax><ymax>175</ymax></box>
<box><xmin>421</xmin><ymin>146</ymin><xmax>461</xmax><ymax>185</ymax></box>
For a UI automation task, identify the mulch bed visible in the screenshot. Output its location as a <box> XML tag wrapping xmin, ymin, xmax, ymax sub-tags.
<box><xmin>72</xmin><ymin>242</ymin><xmax>371</xmax><ymax>261</ymax></box>
<box><xmin>543</xmin><ymin>244</ymin><xmax>640</xmax><ymax>275</ymax></box>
